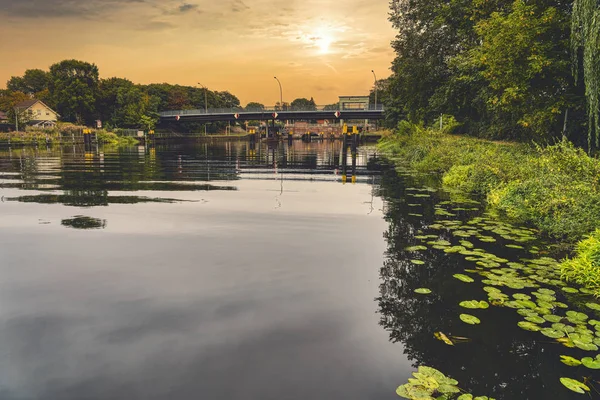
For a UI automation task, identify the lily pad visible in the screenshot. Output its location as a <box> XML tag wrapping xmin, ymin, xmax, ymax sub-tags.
<box><xmin>460</xmin><ymin>314</ymin><xmax>481</xmax><ymax>325</ymax></box>
<box><xmin>518</xmin><ymin>321</ymin><xmax>541</xmax><ymax>332</ymax></box>
<box><xmin>526</xmin><ymin>316</ymin><xmax>546</xmax><ymax>324</ymax></box>
<box><xmin>586</xmin><ymin>303</ymin><xmax>600</xmax><ymax>311</ymax></box>
<box><xmin>581</xmin><ymin>356</ymin><xmax>600</xmax><ymax>369</ymax></box>
<box><xmin>453</xmin><ymin>274</ymin><xmax>475</xmax><ymax>283</ymax></box>
<box><xmin>540</xmin><ymin>328</ymin><xmax>565</xmax><ymax>339</ymax></box>
<box><xmin>559</xmin><ymin>377</ymin><xmax>590</xmax><ymax>394</ymax></box>
<box><xmin>562</xmin><ymin>287</ymin><xmax>579</xmax><ymax>294</ymax></box>
<box><xmin>406</xmin><ymin>245</ymin><xmax>428</xmax><ymax>252</ymax></box>
<box><xmin>460</xmin><ymin>300</ymin><xmax>489</xmax><ymax>309</ymax></box>
<box><xmin>560</xmin><ymin>355</ymin><xmax>582</xmax><ymax>367</ymax></box>
<box><xmin>415</xmin><ymin>288</ymin><xmax>432</xmax><ymax>295</ymax></box>
<box><xmin>411</xmin><ymin>260</ymin><xmax>426</xmax><ymax>265</ymax></box>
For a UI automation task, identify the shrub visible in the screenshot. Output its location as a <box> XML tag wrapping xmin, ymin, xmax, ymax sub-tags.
<box><xmin>561</xmin><ymin>229</ymin><xmax>600</xmax><ymax>297</ymax></box>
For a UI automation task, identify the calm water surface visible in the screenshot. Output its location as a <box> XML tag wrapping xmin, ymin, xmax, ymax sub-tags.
<box><xmin>0</xmin><ymin>141</ymin><xmax>597</xmax><ymax>400</ymax></box>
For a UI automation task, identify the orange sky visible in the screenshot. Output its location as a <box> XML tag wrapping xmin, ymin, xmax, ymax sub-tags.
<box><xmin>0</xmin><ymin>0</ymin><xmax>396</xmax><ymax>106</ymax></box>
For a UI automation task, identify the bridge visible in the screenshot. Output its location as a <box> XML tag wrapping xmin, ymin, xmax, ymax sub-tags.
<box><xmin>158</xmin><ymin>105</ymin><xmax>385</xmax><ymax>123</ymax></box>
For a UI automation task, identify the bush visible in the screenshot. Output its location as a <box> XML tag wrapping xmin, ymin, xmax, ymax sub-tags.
<box><xmin>561</xmin><ymin>229</ymin><xmax>600</xmax><ymax>297</ymax></box>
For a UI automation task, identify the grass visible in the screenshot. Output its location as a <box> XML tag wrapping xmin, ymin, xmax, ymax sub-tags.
<box><xmin>561</xmin><ymin>230</ymin><xmax>600</xmax><ymax>296</ymax></box>
<box><xmin>379</xmin><ymin>122</ymin><xmax>600</xmax><ymax>294</ymax></box>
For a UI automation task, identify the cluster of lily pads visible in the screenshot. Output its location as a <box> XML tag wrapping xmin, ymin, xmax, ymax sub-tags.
<box><xmin>396</xmin><ymin>366</ymin><xmax>494</xmax><ymax>400</ymax></box>
<box><xmin>405</xmin><ymin>200</ymin><xmax>600</xmax><ymax>395</ymax></box>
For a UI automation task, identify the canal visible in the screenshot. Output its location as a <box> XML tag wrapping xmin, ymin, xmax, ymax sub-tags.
<box><xmin>0</xmin><ymin>141</ymin><xmax>597</xmax><ymax>399</ymax></box>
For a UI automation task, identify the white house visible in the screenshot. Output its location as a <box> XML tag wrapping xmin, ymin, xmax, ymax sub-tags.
<box><xmin>15</xmin><ymin>99</ymin><xmax>59</xmax><ymax>128</ymax></box>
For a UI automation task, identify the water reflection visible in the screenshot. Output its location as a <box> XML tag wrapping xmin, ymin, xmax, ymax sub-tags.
<box><xmin>0</xmin><ymin>140</ymin><xmax>405</xmax><ymax>400</ymax></box>
<box><xmin>61</xmin><ymin>216</ymin><xmax>107</xmax><ymax>230</ymax></box>
<box><xmin>0</xmin><ymin>141</ymin><xmax>373</xmax><ymax>208</ymax></box>
<box><xmin>375</xmin><ymin>164</ymin><xmax>593</xmax><ymax>400</ymax></box>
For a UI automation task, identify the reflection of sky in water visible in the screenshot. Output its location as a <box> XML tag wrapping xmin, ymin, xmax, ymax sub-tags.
<box><xmin>0</xmin><ymin>142</ymin><xmax>410</xmax><ymax>399</ymax></box>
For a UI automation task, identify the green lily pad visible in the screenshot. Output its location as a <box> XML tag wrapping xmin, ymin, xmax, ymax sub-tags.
<box><xmin>573</xmin><ymin>340</ymin><xmax>598</xmax><ymax>351</ymax></box>
<box><xmin>406</xmin><ymin>245</ymin><xmax>428</xmax><ymax>252</ymax></box>
<box><xmin>457</xmin><ymin>395</ymin><xmax>473</xmax><ymax>400</ymax></box>
<box><xmin>460</xmin><ymin>314</ymin><xmax>481</xmax><ymax>325</ymax></box>
<box><xmin>560</xmin><ymin>377</ymin><xmax>590</xmax><ymax>394</ymax></box>
<box><xmin>415</xmin><ymin>288</ymin><xmax>432</xmax><ymax>295</ymax></box>
<box><xmin>543</xmin><ymin>314</ymin><xmax>563</xmax><ymax>323</ymax></box>
<box><xmin>581</xmin><ymin>356</ymin><xmax>600</xmax><ymax>369</ymax></box>
<box><xmin>541</xmin><ymin>328</ymin><xmax>565</xmax><ymax>339</ymax></box>
<box><xmin>560</xmin><ymin>355</ymin><xmax>582</xmax><ymax>366</ymax></box>
<box><xmin>562</xmin><ymin>287</ymin><xmax>579</xmax><ymax>294</ymax></box>
<box><xmin>518</xmin><ymin>321</ymin><xmax>541</xmax><ymax>331</ymax></box>
<box><xmin>411</xmin><ymin>260</ymin><xmax>426</xmax><ymax>265</ymax></box>
<box><xmin>586</xmin><ymin>303</ymin><xmax>600</xmax><ymax>311</ymax></box>
<box><xmin>526</xmin><ymin>316</ymin><xmax>546</xmax><ymax>324</ymax></box>
<box><xmin>460</xmin><ymin>300</ymin><xmax>489</xmax><ymax>309</ymax></box>
<box><xmin>454</xmin><ymin>274</ymin><xmax>475</xmax><ymax>283</ymax></box>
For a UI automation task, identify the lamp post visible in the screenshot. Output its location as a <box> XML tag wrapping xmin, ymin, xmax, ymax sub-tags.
<box><xmin>371</xmin><ymin>70</ymin><xmax>378</xmax><ymax>110</ymax></box>
<box><xmin>274</xmin><ymin>76</ymin><xmax>283</xmax><ymax>109</ymax></box>
<box><xmin>198</xmin><ymin>83</ymin><xmax>208</xmax><ymax>135</ymax></box>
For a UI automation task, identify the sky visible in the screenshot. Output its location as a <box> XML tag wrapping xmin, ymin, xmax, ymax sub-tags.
<box><xmin>0</xmin><ymin>0</ymin><xmax>396</xmax><ymax>106</ymax></box>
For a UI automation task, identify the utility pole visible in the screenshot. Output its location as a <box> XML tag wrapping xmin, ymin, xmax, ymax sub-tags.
<box><xmin>198</xmin><ymin>83</ymin><xmax>208</xmax><ymax>135</ymax></box>
<box><xmin>14</xmin><ymin>107</ymin><xmax>19</xmax><ymax>133</ymax></box>
<box><xmin>274</xmin><ymin>76</ymin><xmax>283</xmax><ymax>109</ymax></box>
<box><xmin>371</xmin><ymin>70</ymin><xmax>378</xmax><ymax>110</ymax></box>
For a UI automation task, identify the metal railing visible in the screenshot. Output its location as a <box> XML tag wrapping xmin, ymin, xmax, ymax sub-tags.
<box><xmin>159</xmin><ymin>104</ymin><xmax>385</xmax><ymax>117</ymax></box>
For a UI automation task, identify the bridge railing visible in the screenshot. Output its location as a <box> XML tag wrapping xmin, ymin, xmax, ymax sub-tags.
<box><xmin>158</xmin><ymin>104</ymin><xmax>385</xmax><ymax>117</ymax></box>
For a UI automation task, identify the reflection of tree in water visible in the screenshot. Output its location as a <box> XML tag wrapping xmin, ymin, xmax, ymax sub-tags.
<box><xmin>61</xmin><ymin>216</ymin><xmax>106</xmax><ymax>229</ymax></box>
<box><xmin>375</xmin><ymin>166</ymin><xmax>588</xmax><ymax>400</ymax></box>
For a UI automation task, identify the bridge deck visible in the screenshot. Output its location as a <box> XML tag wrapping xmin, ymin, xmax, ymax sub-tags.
<box><xmin>159</xmin><ymin>106</ymin><xmax>385</xmax><ymax>123</ymax></box>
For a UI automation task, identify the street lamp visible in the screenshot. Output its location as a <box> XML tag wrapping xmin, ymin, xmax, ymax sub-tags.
<box><xmin>198</xmin><ymin>82</ymin><xmax>208</xmax><ymax>135</ymax></box>
<box><xmin>274</xmin><ymin>76</ymin><xmax>283</xmax><ymax>109</ymax></box>
<box><xmin>371</xmin><ymin>70</ymin><xmax>378</xmax><ymax>110</ymax></box>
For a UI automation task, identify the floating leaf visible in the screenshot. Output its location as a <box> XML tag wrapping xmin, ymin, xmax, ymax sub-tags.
<box><xmin>581</xmin><ymin>356</ymin><xmax>600</xmax><ymax>369</ymax></box>
<box><xmin>411</xmin><ymin>260</ymin><xmax>426</xmax><ymax>265</ymax></box>
<box><xmin>518</xmin><ymin>321</ymin><xmax>541</xmax><ymax>331</ymax></box>
<box><xmin>415</xmin><ymin>288</ymin><xmax>432</xmax><ymax>295</ymax></box>
<box><xmin>526</xmin><ymin>316</ymin><xmax>546</xmax><ymax>324</ymax></box>
<box><xmin>434</xmin><ymin>332</ymin><xmax>454</xmax><ymax>346</ymax></box>
<box><xmin>506</xmin><ymin>244</ymin><xmax>524</xmax><ymax>249</ymax></box>
<box><xmin>573</xmin><ymin>340</ymin><xmax>598</xmax><ymax>351</ymax></box>
<box><xmin>453</xmin><ymin>274</ymin><xmax>475</xmax><ymax>283</ymax></box>
<box><xmin>406</xmin><ymin>245</ymin><xmax>428</xmax><ymax>252</ymax></box>
<box><xmin>460</xmin><ymin>314</ymin><xmax>481</xmax><ymax>325</ymax></box>
<box><xmin>457</xmin><ymin>395</ymin><xmax>473</xmax><ymax>400</ymax></box>
<box><xmin>460</xmin><ymin>300</ymin><xmax>489</xmax><ymax>309</ymax></box>
<box><xmin>586</xmin><ymin>303</ymin><xmax>600</xmax><ymax>311</ymax></box>
<box><xmin>562</xmin><ymin>287</ymin><xmax>579</xmax><ymax>294</ymax></box>
<box><xmin>543</xmin><ymin>314</ymin><xmax>563</xmax><ymax>323</ymax></box>
<box><xmin>560</xmin><ymin>377</ymin><xmax>590</xmax><ymax>394</ymax></box>
<box><xmin>541</xmin><ymin>328</ymin><xmax>565</xmax><ymax>339</ymax></box>
<box><xmin>560</xmin><ymin>355</ymin><xmax>582</xmax><ymax>366</ymax></box>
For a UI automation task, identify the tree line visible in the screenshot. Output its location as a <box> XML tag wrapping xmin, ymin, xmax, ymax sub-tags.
<box><xmin>379</xmin><ymin>0</ymin><xmax>599</xmax><ymax>149</ymax></box>
<box><xmin>0</xmin><ymin>60</ymin><xmax>242</xmax><ymax>130</ymax></box>
<box><xmin>0</xmin><ymin>60</ymin><xmax>341</xmax><ymax>131</ymax></box>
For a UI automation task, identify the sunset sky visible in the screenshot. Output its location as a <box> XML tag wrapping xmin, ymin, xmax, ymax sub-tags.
<box><xmin>0</xmin><ymin>0</ymin><xmax>396</xmax><ymax>105</ymax></box>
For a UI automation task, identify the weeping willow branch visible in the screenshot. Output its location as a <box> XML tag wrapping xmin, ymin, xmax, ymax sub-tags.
<box><xmin>571</xmin><ymin>0</ymin><xmax>600</xmax><ymax>150</ymax></box>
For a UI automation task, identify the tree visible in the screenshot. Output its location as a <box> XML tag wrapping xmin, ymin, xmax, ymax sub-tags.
<box><xmin>48</xmin><ymin>60</ymin><xmax>99</xmax><ymax>124</ymax></box>
<box><xmin>323</xmin><ymin>102</ymin><xmax>340</xmax><ymax>111</ymax></box>
<box><xmin>571</xmin><ymin>0</ymin><xmax>600</xmax><ymax>149</ymax></box>
<box><xmin>245</xmin><ymin>102</ymin><xmax>265</xmax><ymax>111</ymax></box>
<box><xmin>7</xmin><ymin>69</ymin><xmax>49</xmax><ymax>95</ymax></box>
<box><xmin>290</xmin><ymin>97</ymin><xmax>317</xmax><ymax>110</ymax></box>
<box><xmin>96</xmin><ymin>78</ymin><xmax>159</xmax><ymax>129</ymax></box>
<box><xmin>0</xmin><ymin>90</ymin><xmax>32</xmax><ymax>126</ymax></box>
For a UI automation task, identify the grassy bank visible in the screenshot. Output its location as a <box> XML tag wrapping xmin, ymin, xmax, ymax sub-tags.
<box><xmin>0</xmin><ymin>124</ymin><xmax>139</xmax><ymax>146</ymax></box>
<box><xmin>378</xmin><ymin>125</ymin><xmax>600</xmax><ymax>295</ymax></box>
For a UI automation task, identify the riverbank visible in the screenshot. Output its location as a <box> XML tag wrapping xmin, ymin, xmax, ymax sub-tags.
<box><xmin>0</xmin><ymin>127</ymin><xmax>139</xmax><ymax>146</ymax></box>
<box><xmin>378</xmin><ymin>126</ymin><xmax>600</xmax><ymax>295</ymax></box>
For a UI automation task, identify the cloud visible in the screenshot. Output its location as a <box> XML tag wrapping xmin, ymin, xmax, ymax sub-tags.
<box><xmin>0</xmin><ymin>0</ymin><xmax>146</xmax><ymax>18</ymax></box>
<box><xmin>178</xmin><ymin>3</ymin><xmax>199</xmax><ymax>13</ymax></box>
<box><xmin>231</xmin><ymin>0</ymin><xmax>250</xmax><ymax>12</ymax></box>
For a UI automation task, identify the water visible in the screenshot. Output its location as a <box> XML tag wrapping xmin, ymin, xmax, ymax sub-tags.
<box><xmin>0</xmin><ymin>141</ymin><xmax>597</xmax><ymax>400</ymax></box>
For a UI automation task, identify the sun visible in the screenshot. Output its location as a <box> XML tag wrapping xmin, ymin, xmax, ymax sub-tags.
<box><xmin>316</xmin><ymin>35</ymin><xmax>333</xmax><ymax>54</ymax></box>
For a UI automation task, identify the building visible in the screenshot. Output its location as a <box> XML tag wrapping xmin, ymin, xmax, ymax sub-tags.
<box><xmin>338</xmin><ymin>96</ymin><xmax>370</xmax><ymax>110</ymax></box>
<box><xmin>14</xmin><ymin>99</ymin><xmax>59</xmax><ymax>128</ymax></box>
<box><xmin>0</xmin><ymin>111</ymin><xmax>8</xmax><ymax>124</ymax></box>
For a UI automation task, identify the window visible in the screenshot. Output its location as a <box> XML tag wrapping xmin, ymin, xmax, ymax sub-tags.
<box><xmin>37</xmin><ymin>110</ymin><xmax>42</xmax><ymax>115</ymax></box>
